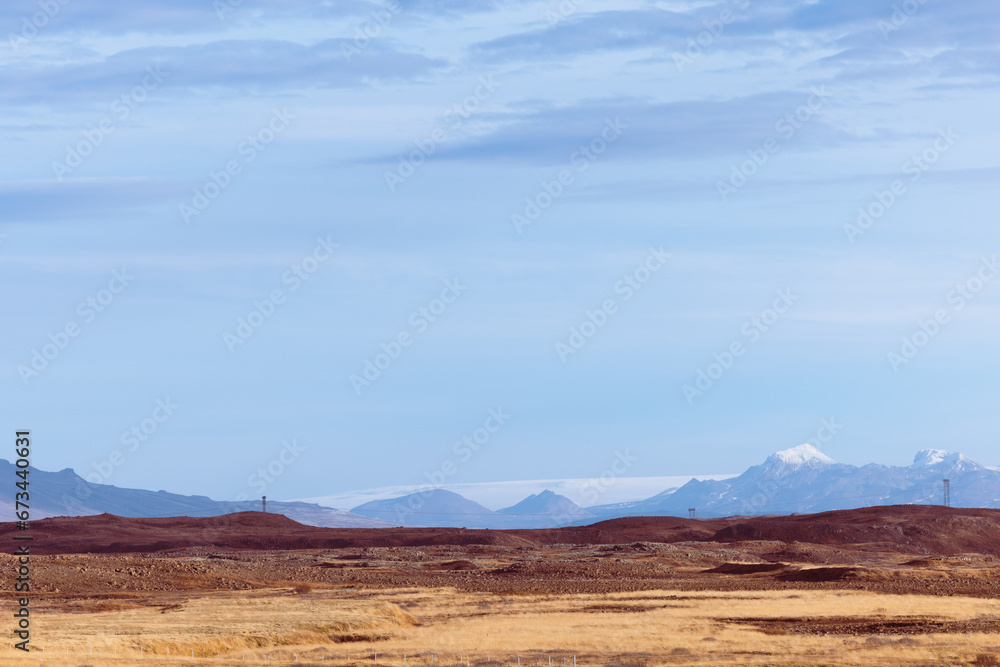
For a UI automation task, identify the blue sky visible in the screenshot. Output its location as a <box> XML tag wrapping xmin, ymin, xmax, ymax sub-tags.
<box><xmin>2</xmin><ymin>0</ymin><xmax>999</xmax><ymax>504</ymax></box>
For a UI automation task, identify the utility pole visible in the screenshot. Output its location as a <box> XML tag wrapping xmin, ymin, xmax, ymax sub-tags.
<box><xmin>942</xmin><ymin>480</ymin><xmax>950</xmax><ymax>508</ymax></box>
<box><xmin>262</xmin><ymin>495</ymin><xmax>267</xmax><ymax>513</ymax></box>
<box><xmin>688</xmin><ymin>508</ymin><xmax>696</xmax><ymax>519</ymax></box>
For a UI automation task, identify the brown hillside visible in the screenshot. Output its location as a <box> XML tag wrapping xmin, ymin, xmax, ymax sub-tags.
<box><xmin>5</xmin><ymin>505</ymin><xmax>1000</xmax><ymax>556</ymax></box>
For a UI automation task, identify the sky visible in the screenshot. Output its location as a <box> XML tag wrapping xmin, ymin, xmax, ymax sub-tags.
<box><xmin>2</xmin><ymin>0</ymin><xmax>999</xmax><ymax>506</ymax></box>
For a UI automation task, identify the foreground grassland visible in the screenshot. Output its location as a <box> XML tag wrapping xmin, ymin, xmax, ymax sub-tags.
<box><xmin>4</xmin><ymin>586</ymin><xmax>1000</xmax><ymax>666</ymax></box>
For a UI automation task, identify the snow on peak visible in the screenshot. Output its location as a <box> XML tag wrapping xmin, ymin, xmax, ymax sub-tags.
<box><xmin>913</xmin><ymin>449</ymin><xmax>949</xmax><ymax>466</ymax></box>
<box><xmin>768</xmin><ymin>443</ymin><xmax>837</xmax><ymax>467</ymax></box>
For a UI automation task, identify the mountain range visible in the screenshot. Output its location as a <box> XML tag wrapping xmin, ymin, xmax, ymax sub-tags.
<box><xmin>298</xmin><ymin>474</ymin><xmax>737</xmax><ymax>510</ymax></box>
<box><xmin>351</xmin><ymin>489</ymin><xmax>595</xmax><ymax>529</ymax></box>
<box><xmin>4</xmin><ymin>445</ymin><xmax>998</xmax><ymax>529</ymax></box>
<box><xmin>346</xmin><ymin>445</ymin><xmax>1000</xmax><ymax>527</ymax></box>
<box><xmin>583</xmin><ymin>445</ymin><xmax>1000</xmax><ymax>520</ymax></box>
<box><xmin>0</xmin><ymin>460</ymin><xmax>392</xmax><ymax>528</ymax></box>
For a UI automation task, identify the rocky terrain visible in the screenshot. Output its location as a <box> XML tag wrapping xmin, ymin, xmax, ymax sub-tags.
<box><xmin>4</xmin><ymin>505</ymin><xmax>1000</xmax><ymax>603</ymax></box>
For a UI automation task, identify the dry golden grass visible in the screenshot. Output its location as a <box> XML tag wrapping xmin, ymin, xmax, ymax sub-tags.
<box><xmin>3</xmin><ymin>586</ymin><xmax>1000</xmax><ymax>666</ymax></box>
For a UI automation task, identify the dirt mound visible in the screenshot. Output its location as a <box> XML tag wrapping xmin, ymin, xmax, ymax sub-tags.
<box><xmin>776</xmin><ymin>566</ymin><xmax>861</xmax><ymax>582</ymax></box>
<box><xmin>903</xmin><ymin>555</ymin><xmax>994</xmax><ymax>567</ymax></box>
<box><xmin>430</xmin><ymin>560</ymin><xmax>479</xmax><ymax>570</ymax></box>
<box><xmin>703</xmin><ymin>562</ymin><xmax>787</xmax><ymax>575</ymax></box>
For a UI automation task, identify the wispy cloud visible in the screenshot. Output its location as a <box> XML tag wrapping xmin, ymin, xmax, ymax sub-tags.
<box><xmin>0</xmin><ymin>0</ymin><xmax>372</xmax><ymax>36</ymax></box>
<box><xmin>417</xmin><ymin>92</ymin><xmax>865</xmax><ymax>165</ymax></box>
<box><xmin>0</xmin><ymin>39</ymin><xmax>448</xmax><ymax>106</ymax></box>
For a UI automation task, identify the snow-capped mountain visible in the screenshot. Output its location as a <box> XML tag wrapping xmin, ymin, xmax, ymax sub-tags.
<box><xmin>765</xmin><ymin>443</ymin><xmax>837</xmax><ymax>469</ymax></box>
<box><xmin>586</xmin><ymin>446</ymin><xmax>1000</xmax><ymax>520</ymax></box>
<box><xmin>913</xmin><ymin>449</ymin><xmax>949</xmax><ymax>467</ymax></box>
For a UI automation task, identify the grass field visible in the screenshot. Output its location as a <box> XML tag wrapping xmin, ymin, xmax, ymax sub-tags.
<box><xmin>4</xmin><ymin>585</ymin><xmax>1000</xmax><ymax>666</ymax></box>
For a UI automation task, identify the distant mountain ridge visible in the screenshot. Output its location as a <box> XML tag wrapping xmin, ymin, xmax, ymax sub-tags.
<box><xmin>0</xmin><ymin>460</ymin><xmax>394</xmax><ymax>528</ymax></box>
<box><xmin>352</xmin><ymin>489</ymin><xmax>499</xmax><ymax>528</ymax></box>
<box><xmin>351</xmin><ymin>488</ymin><xmax>592</xmax><ymax>528</ymax></box>
<box><xmin>298</xmin><ymin>474</ymin><xmax>737</xmax><ymax>512</ymax></box>
<box><xmin>6</xmin><ymin>445</ymin><xmax>998</xmax><ymax>530</ymax></box>
<box><xmin>499</xmin><ymin>490</ymin><xmax>596</xmax><ymax>527</ymax></box>
<box><xmin>585</xmin><ymin>445</ymin><xmax>1000</xmax><ymax>520</ymax></box>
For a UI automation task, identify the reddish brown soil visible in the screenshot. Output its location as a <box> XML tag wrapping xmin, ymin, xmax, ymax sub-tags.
<box><xmin>6</xmin><ymin>505</ymin><xmax>1000</xmax><ymax>555</ymax></box>
<box><xmin>711</xmin><ymin>505</ymin><xmax>1000</xmax><ymax>555</ymax></box>
<box><xmin>2</xmin><ymin>506</ymin><xmax>999</xmax><ymax>603</ymax></box>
